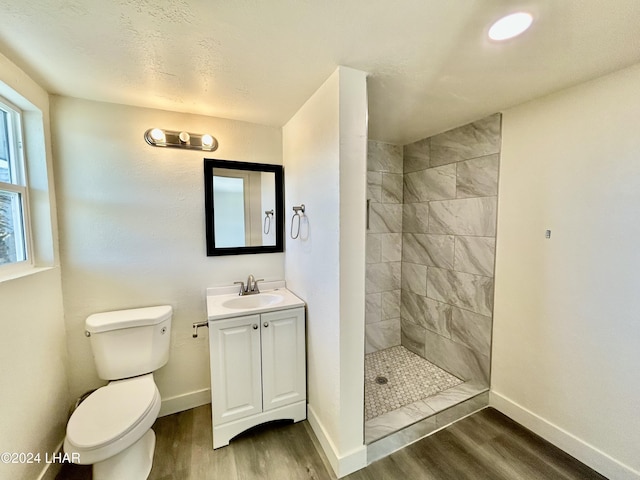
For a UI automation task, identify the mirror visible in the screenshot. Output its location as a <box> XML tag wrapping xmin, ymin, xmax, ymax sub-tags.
<box><xmin>204</xmin><ymin>159</ymin><xmax>284</xmax><ymax>256</ymax></box>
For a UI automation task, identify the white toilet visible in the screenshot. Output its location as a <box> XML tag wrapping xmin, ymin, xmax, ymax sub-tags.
<box><xmin>64</xmin><ymin>305</ymin><xmax>172</xmax><ymax>480</ymax></box>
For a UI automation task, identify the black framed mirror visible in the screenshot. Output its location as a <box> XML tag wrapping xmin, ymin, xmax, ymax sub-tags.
<box><xmin>204</xmin><ymin>159</ymin><xmax>284</xmax><ymax>256</ymax></box>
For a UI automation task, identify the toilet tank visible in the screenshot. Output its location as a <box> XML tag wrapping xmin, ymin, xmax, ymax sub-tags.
<box><xmin>85</xmin><ymin>305</ymin><xmax>172</xmax><ymax>380</ymax></box>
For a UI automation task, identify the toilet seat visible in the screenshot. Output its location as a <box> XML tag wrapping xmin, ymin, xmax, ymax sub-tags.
<box><xmin>65</xmin><ymin>374</ymin><xmax>161</xmax><ymax>465</ymax></box>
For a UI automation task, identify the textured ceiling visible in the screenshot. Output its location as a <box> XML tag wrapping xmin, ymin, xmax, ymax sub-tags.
<box><xmin>1</xmin><ymin>0</ymin><xmax>640</xmax><ymax>144</ymax></box>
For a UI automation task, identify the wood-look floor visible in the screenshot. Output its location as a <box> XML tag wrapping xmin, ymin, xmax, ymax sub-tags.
<box><xmin>56</xmin><ymin>405</ymin><xmax>606</xmax><ymax>480</ymax></box>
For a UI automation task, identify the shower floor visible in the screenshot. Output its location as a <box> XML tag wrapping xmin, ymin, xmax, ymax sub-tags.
<box><xmin>365</xmin><ymin>345</ymin><xmax>463</xmax><ymax>421</ymax></box>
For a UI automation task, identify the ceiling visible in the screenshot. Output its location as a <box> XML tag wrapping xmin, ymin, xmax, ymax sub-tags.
<box><xmin>1</xmin><ymin>0</ymin><xmax>639</xmax><ymax>145</ymax></box>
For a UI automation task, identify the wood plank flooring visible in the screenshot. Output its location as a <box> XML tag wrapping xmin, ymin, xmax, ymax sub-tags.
<box><xmin>149</xmin><ymin>405</ymin><xmax>330</xmax><ymax>480</ymax></box>
<box><xmin>347</xmin><ymin>408</ymin><xmax>606</xmax><ymax>480</ymax></box>
<box><xmin>56</xmin><ymin>405</ymin><xmax>606</xmax><ymax>480</ymax></box>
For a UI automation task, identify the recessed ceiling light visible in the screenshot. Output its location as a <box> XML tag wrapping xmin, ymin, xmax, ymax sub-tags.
<box><xmin>488</xmin><ymin>12</ymin><xmax>533</xmax><ymax>41</ymax></box>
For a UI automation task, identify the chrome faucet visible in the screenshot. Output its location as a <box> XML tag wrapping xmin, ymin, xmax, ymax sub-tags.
<box><xmin>234</xmin><ymin>274</ymin><xmax>264</xmax><ymax>295</ymax></box>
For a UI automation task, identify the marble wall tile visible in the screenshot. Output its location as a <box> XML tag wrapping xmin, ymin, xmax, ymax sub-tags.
<box><xmin>368</xmin><ymin>140</ymin><xmax>403</xmax><ymax>173</ymax></box>
<box><xmin>364</xmin><ymin>400</ymin><xmax>436</xmax><ymax>443</ymax></box>
<box><xmin>394</xmin><ymin>113</ymin><xmax>500</xmax><ymax>391</ymax></box>
<box><xmin>401</xmin><ymin>262</ymin><xmax>427</xmax><ymax>296</ymax></box>
<box><xmin>381</xmin><ymin>173</ymin><xmax>404</xmax><ymax>204</ymax></box>
<box><xmin>365</xmin><ymin>409</ymin><xmax>437</xmax><ymax>450</ymax></box>
<box><xmin>365</xmin><ymin>293</ymin><xmax>382</xmax><ymax>324</ymax></box>
<box><xmin>400</xmin><ymin>317</ymin><xmax>426</xmax><ymax>357</ymax></box>
<box><xmin>404</xmin><ymin>164</ymin><xmax>456</xmax><ymax>203</ymax></box>
<box><xmin>403</xmin><ymin>138</ymin><xmax>430</xmax><ymax>173</ymax></box>
<box><xmin>430</xmin><ymin>114</ymin><xmax>501</xmax><ymax>167</ymax></box>
<box><xmin>366</xmin><ymin>262</ymin><xmax>401</xmax><ymax>294</ymax></box>
<box><xmin>366</xmin><ymin>387</ymin><xmax>487</xmax><ymax>456</ymax></box>
<box><xmin>427</xmin><ymin>267</ymin><xmax>494</xmax><ymax>316</ymax></box>
<box><xmin>433</xmin><ymin>391</ymin><xmax>489</xmax><ymax>429</ymax></box>
<box><xmin>366</xmin><ymin>319</ymin><xmax>401</xmax><ymax>354</ymax></box>
<box><xmin>454</xmin><ymin>236</ymin><xmax>495</xmax><ymax>277</ymax></box>
<box><xmin>451</xmin><ymin>307</ymin><xmax>492</xmax><ymax>357</ymax></box>
<box><xmin>422</xmin><ymin>329</ymin><xmax>490</xmax><ymax>385</ymax></box>
<box><xmin>403</xmin><ymin>203</ymin><xmax>429</xmax><ymax>233</ymax></box>
<box><xmin>382</xmin><ymin>290</ymin><xmax>401</xmax><ymax>319</ymax></box>
<box><xmin>367</xmin><ymin>172</ymin><xmax>382</xmax><ymax>203</ymax></box>
<box><xmin>422</xmin><ymin>382</ymin><xmax>487</xmax><ymax>413</ymax></box>
<box><xmin>366</xmin><ymin>233</ymin><xmax>381</xmax><ymax>264</ymax></box>
<box><xmin>428</xmin><ymin>197</ymin><xmax>497</xmax><ymax>236</ymax></box>
<box><xmin>380</xmin><ymin>233</ymin><xmax>402</xmax><ymax>262</ymax></box>
<box><xmin>456</xmin><ymin>154</ymin><xmax>499</xmax><ymax>198</ymax></box>
<box><xmin>366</xmin><ymin>140</ymin><xmax>403</xmax><ymax>355</ymax></box>
<box><xmin>401</xmin><ymin>290</ymin><xmax>451</xmax><ymax>337</ymax></box>
<box><xmin>369</xmin><ymin>202</ymin><xmax>402</xmax><ymax>233</ymax></box>
<box><xmin>402</xmin><ymin>233</ymin><xmax>454</xmax><ymax>269</ymax></box>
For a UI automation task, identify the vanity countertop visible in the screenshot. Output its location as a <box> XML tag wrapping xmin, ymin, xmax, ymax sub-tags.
<box><xmin>206</xmin><ymin>281</ymin><xmax>305</xmax><ymax>321</ymax></box>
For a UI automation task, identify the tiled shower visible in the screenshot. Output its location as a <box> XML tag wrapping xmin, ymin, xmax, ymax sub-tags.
<box><xmin>364</xmin><ymin>114</ymin><xmax>501</xmax><ymax>447</ymax></box>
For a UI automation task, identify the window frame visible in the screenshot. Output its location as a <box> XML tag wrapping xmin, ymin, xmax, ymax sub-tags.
<box><xmin>0</xmin><ymin>96</ymin><xmax>33</xmax><ymax>273</ymax></box>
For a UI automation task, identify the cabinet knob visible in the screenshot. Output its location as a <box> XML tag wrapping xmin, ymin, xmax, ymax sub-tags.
<box><xmin>263</xmin><ymin>322</ymin><xmax>269</xmax><ymax>328</ymax></box>
<box><xmin>252</xmin><ymin>324</ymin><xmax>258</xmax><ymax>330</ymax></box>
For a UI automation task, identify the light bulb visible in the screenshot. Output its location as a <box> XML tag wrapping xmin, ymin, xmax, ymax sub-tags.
<box><xmin>150</xmin><ymin>128</ymin><xmax>165</xmax><ymax>142</ymax></box>
<box><xmin>201</xmin><ymin>134</ymin><xmax>214</xmax><ymax>147</ymax></box>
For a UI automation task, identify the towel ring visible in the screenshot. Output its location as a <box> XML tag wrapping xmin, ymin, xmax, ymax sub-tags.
<box><xmin>291</xmin><ymin>204</ymin><xmax>305</xmax><ymax>239</ymax></box>
<box><xmin>264</xmin><ymin>210</ymin><xmax>274</xmax><ymax>235</ymax></box>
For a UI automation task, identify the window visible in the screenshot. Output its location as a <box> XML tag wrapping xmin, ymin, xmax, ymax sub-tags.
<box><xmin>0</xmin><ymin>97</ymin><xmax>30</xmax><ymax>269</ymax></box>
<box><xmin>213</xmin><ymin>175</ymin><xmax>247</xmax><ymax>247</ymax></box>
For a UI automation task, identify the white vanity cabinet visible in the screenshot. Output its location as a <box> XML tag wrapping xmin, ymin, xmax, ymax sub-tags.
<box><xmin>209</xmin><ymin>306</ymin><xmax>306</xmax><ymax>448</ymax></box>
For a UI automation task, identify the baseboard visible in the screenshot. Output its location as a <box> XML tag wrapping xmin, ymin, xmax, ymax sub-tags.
<box><xmin>36</xmin><ymin>441</ymin><xmax>63</xmax><ymax>480</ymax></box>
<box><xmin>490</xmin><ymin>390</ymin><xmax>640</xmax><ymax>480</ymax></box>
<box><xmin>307</xmin><ymin>404</ymin><xmax>367</xmax><ymax>478</ymax></box>
<box><xmin>159</xmin><ymin>388</ymin><xmax>211</xmax><ymax>417</ymax></box>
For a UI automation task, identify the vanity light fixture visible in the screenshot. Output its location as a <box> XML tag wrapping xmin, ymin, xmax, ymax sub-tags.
<box><xmin>488</xmin><ymin>12</ymin><xmax>533</xmax><ymax>41</ymax></box>
<box><xmin>144</xmin><ymin>128</ymin><xmax>218</xmax><ymax>151</ymax></box>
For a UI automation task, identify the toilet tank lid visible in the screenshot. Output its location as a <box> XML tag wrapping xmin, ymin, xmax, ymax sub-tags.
<box><xmin>86</xmin><ymin>305</ymin><xmax>172</xmax><ymax>333</ymax></box>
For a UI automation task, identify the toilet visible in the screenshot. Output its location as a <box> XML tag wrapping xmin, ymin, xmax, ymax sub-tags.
<box><xmin>64</xmin><ymin>305</ymin><xmax>172</xmax><ymax>480</ymax></box>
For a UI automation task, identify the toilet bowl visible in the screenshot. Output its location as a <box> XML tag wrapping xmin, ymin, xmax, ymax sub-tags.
<box><xmin>65</xmin><ymin>374</ymin><xmax>160</xmax><ymax>477</ymax></box>
<box><xmin>64</xmin><ymin>305</ymin><xmax>172</xmax><ymax>480</ymax></box>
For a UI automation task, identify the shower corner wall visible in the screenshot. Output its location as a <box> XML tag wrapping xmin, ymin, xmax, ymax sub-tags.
<box><xmin>400</xmin><ymin>113</ymin><xmax>501</xmax><ymax>390</ymax></box>
<box><xmin>364</xmin><ymin>113</ymin><xmax>502</xmax><ymax>457</ymax></box>
<box><xmin>365</xmin><ymin>141</ymin><xmax>403</xmax><ymax>354</ymax></box>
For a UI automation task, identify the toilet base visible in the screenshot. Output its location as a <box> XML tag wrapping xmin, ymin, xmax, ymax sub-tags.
<box><xmin>93</xmin><ymin>429</ymin><xmax>156</xmax><ymax>480</ymax></box>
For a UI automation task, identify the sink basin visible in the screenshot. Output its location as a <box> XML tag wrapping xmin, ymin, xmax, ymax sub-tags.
<box><xmin>221</xmin><ymin>293</ymin><xmax>284</xmax><ymax>310</ymax></box>
<box><xmin>206</xmin><ymin>282</ymin><xmax>305</xmax><ymax>321</ymax></box>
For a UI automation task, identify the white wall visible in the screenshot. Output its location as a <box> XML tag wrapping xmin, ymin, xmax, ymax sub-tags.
<box><xmin>283</xmin><ymin>66</ymin><xmax>367</xmax><ymax>477</ymax></box>
<box><xmin>0</xmin><ymin>52</ymin><xmax>68</xmax><ymax>480</ymax></box>
<box><xmin>51</xmin><ymin>97</ymin><xmax>283</xmax><ymax>413</ymax></box>
<box><xmin>337</xmin><ymin>69</ymin><xmax>368</xmax><ymax>457</ymax></box>
<box><xmin>492</xmin><ymin>62</ymin><xmax>640</xmax><ymax>479</ymax></box>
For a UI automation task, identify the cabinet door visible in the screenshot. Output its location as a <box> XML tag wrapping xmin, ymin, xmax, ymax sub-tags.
<box><xmin>210</xmin><ymin>314</ymin><xmax>262</xmax><ymax>425</ymax></box>
<box><xmin>261</xmin><ymin>307</ymin><xmax>306</xmax><ymax>412</ymax></box>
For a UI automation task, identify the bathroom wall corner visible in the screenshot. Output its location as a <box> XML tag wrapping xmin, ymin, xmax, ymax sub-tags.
<box><xmin>0</xmin><ymin>51</ymin><xmax>70</xmax><ymax>480</ymax></box>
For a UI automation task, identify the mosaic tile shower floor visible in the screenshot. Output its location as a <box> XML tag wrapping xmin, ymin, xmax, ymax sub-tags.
<box><xmin>365</xmin><ymin>345</ymin><xmax>463</xmax><ymax>421</ymax></box>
